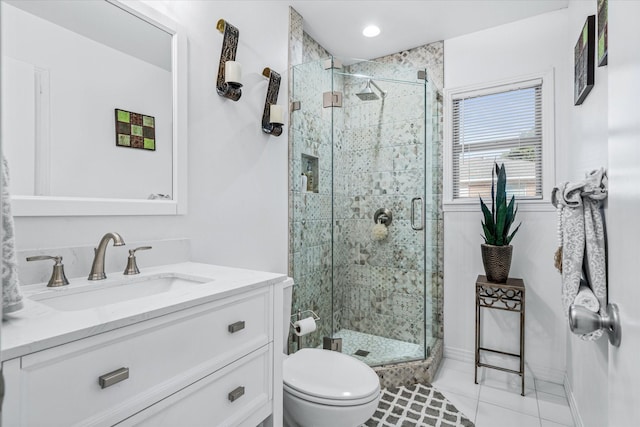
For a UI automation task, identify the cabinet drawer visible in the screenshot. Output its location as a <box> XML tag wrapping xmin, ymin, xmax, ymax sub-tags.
<box><xmin>8</xmin><ymin>288</ymin><xmax>271</xmax><ymax>427</ymax></box>
<box><xmin>118</xmin><ymin>344</ymin><xmax>272</xmax><ymax>427</ymax></box>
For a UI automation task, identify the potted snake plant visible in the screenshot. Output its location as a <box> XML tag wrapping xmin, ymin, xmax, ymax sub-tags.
<box><xmin>479</xmin><ymin>163</ymin><xmax>521</xmax><ymax>283</ymax></box>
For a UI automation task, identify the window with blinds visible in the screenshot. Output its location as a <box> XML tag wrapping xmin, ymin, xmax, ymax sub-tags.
<box><xmin>452</xmin><ymin>81</ymin><xmax>543</xmax><ymax>201</ymax></box>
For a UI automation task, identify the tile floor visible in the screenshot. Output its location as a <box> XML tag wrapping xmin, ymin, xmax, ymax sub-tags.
<box><xmin>432</xmin><ymin>358</ymin><xmax>575</xmax><ymax>427</ymax></box>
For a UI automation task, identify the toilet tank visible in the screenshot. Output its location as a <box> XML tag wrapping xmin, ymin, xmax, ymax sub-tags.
<box><xmin>282</xmin><ymin>278</ymin><xmax>295</xmax><ymax>354</ymax></box>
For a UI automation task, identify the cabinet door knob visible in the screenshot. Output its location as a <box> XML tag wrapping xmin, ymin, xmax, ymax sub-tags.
<box><xmin>228</xmin><ymin>386</ymin><xmax>245</xmax><ymax>402</ymax></box>
<box><xmin>228</xmin><ymin>320</ymin><xmax>245</xmax><ymax>333</ymax></box>
<box><xmin>98</xmin><ymin>367</ymin><xmax>129</xmax><ymax>389</ymax></box>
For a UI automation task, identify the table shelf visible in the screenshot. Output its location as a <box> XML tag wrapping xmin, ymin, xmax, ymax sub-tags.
<box><xmin>475</xmin><ymin>275</ymin><xmax>526</xmax><ymax>396</ymax></box>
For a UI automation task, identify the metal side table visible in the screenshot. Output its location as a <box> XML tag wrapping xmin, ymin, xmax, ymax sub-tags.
<box><xmin>475</xmin><ymin>275</ymin><xmax>526</xmax><ymax>396</ymax></box>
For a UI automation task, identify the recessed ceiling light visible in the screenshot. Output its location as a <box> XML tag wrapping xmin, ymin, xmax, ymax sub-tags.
<box><xmin>362</xmin><ymin>25</ymin><xmax>381</xmax><ymax>38</ymax></box>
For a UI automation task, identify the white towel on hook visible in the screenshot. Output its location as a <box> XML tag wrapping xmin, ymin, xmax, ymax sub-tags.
<box><xmin>575</xmin><ymin>279</ymin><xmax>600</xmax><ymax>313</ymax></box>
<box><xmin>2</xmin><ymin>156</ymin><xmax>24</xmax><ymax>316</ymax></box>
<box><xmin>552</xmin><ymin>168</ymin><xmax>607</xmax><ymax>341</ymax></box>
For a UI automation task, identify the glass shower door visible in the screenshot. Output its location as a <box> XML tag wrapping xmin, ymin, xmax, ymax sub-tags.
<box><xmin>330</xmin><ymin>60</ymin><xmax>430</xmax><ymax>366</ymax></box>
<box><xmin>289</xmin><ymin>59</ymin><xmax>335</xmax><ymax>351</ymax></box>
<box><xmin>290</xmin><ymin>57</ymin><xmax>440</xmax><ymax>367</ymax></box>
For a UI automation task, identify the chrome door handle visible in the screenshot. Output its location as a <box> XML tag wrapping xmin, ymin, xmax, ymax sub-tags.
<box><xmin>569</xmin><ymin>303</ymin><xmax>621</xmax><ymax>347</ymax></box>
<box><xmin>411</xmin><ymin>197</ymin><xmax>424</xmax><ymax>230</ymax></box>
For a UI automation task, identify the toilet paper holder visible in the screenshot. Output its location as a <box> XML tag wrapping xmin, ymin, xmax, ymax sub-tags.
<box><xmin>290</xmin><ymin>309</ymin><xmax>320</xmax><ymax>353</ymax></box>
<box><xmin>290</xmin><ymin>309</ymin><xmax>320</xmax><ymax>328</ymax></box>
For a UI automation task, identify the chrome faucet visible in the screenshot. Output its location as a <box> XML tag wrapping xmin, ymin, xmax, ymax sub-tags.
<box><xmin>88</xmin><ymin>232</ymin><xmax>125</xmax><ymax>280</ymax></box>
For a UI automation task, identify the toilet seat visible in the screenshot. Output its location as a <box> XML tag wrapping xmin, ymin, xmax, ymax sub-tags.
<box><xmin>283</xmin><ymin>349</ymin><xmax>380</xmax><ymax>407</ymax></box>
<box><xmin>284</xmin><ymin>383</ymin><xmax>380</xmax><ymax>407</ymax></box>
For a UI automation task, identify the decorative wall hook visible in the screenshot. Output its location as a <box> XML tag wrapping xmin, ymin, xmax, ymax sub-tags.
<box><xmin>261</xmin><ymin>67</ymin><xmax>283</xmax><ymax>136</ymax></box>
<box><xmin>216</xmin><ymin>19</ymin><xmax>242</xmax><ymax>101</ymax></box>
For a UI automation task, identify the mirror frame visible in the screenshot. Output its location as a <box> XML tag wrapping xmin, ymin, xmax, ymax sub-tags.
<box><xmin>11</xmin><ymin>0</ymin><xmax>187</xmax><ymax>216</ymax></box>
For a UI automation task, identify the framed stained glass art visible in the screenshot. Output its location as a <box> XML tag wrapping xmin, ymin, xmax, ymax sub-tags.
<box><xmin>115</xmin><ymin>108</ymin><xmax>156</xmax><ymax>151</ymax></box>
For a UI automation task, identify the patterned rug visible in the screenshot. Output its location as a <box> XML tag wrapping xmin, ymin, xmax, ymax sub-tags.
<box><xmin>361</xmin><ymin>383</ymin><xmax>475</xmax><ymax>427</ymax></box>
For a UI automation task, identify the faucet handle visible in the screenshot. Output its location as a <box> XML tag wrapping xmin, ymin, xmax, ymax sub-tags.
<box><xmin>27</xmin><ymin>255</ymin><xmax>70</xmax><ymax>287</ymax></box>
<box><xmin>123</xmin><ymin>246</ymin><xmax>152</xmax><ymax>275</ymax></box>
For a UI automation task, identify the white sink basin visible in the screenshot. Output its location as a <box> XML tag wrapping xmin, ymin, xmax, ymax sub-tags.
<box><xmin>30</xmin><ymin>273</ymin><xmax>212</xmax><ymax>311</ymax></box>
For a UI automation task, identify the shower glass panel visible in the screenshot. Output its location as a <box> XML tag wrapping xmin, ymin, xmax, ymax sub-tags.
<box><xmin>290</xmin><ymin>56</ymin><xmax>440</xmax><ymax>367</ymax></box>
<box><xmin>290</xmin><ymin>58</ymin><xmax>335</xmax><ymax>349</ymax></box>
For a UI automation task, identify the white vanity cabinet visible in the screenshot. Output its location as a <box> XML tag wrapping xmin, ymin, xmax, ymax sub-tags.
<box><xmin>2</xmin><ymin>282</ymin><xmax>282</xmax><ymax>427</ymax></box>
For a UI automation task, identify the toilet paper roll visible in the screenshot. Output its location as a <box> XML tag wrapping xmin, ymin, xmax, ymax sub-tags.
<box><xmin>293</xmin><ymin>317</ymin><xmax>317</xmax><ymax>336</ymax></box>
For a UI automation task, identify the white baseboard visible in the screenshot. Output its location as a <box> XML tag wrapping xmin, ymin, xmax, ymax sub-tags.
<box><xmin>564</xmin><ymin>373</ymin><xmax>584</xmax><ymax>427</ymax></box>
<box><xmin>444</xmin><ymin>346</ymin><xmax>474</xmax><ymax>363</ymax></box>
<box><xmin>444</xmin><ymin>346</ymin><xmax>565</xmax><ymax>384</ymax></box>
<box><xmin>527</xmin><ymin>362</ymin><xmax>565</xmax><ymax>384</ymax></box>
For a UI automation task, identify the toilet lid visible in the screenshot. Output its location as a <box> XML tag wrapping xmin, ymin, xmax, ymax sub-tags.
<box><xmin>283</xmin><ymin>349</ymin><xmax>380</xmax><ymax>402</ymax></box>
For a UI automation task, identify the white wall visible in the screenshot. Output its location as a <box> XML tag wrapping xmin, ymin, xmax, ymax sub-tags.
<box><xmin>562</xmin><ymin>2</ymin><xmax>609</xmax><ymax>426</ymax></box>
<box><xmin>562</xmin><ymin>0</ymin><xmax>608</xmax><ymax>183</ymax></box>
<box><xmin>445</xmin><ymin>4</ymin><xmax>621</xmax><ymax>424</ymax></box>
<box><xmin>443</xmin><ymin>9</ymin><xmax>570</xmax><ymax>383</ymax></box>
<box><xmin>149</xmin><ymin>1</ymin><xmax>290</xmax><ymax>274</ymax></box>
<box><xmin>12</xmin><ymin>1</ymin><xmax>289</xmax><ymax>277</ymax></box>
<box><xmin>607</xmin><ymin>1</ymin><xmax>640</xmax><ymax>423</ymax></box>
<box><xmin>561</xmin><ymin>0</ymin><xmax>640</xmax><ymax>425</ymax></box>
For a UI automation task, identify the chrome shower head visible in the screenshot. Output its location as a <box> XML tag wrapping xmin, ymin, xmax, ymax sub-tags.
<box><xmin>356</xmin><ymin>79</ymin><xmax>386</xmax><ymax>101</ymax></box>
<box><xmin>356</xmin><ymin>80</ymin><xmax>379</xmax><ymax>101</ymax></box>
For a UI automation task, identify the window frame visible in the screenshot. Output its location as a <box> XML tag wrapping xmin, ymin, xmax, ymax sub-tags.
<box><xmin>443</xmin><ymin>70</ymin><xmax>556</xmax><ymax>212</ymax></box>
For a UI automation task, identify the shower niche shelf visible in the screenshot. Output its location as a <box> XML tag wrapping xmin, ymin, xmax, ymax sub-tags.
<box><xmin>301</xmin><ymin>154</ymin><xmax>319</xmax><ymax>193</ymax></box>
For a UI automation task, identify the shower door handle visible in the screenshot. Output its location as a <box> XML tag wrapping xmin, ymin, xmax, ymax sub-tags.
<box><xmin>411</xmin><ymin>197</ymin><xmax>424</xmax><ymax>230</ymax></box>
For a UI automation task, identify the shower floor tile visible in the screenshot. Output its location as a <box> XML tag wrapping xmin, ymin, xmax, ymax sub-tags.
<box><xmin>330</xmin><ymin>329</ymin><xmax>424</xmax><ymax>366</ymax></box>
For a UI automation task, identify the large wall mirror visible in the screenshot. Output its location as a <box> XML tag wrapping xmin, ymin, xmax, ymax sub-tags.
<box><xmin>1</xmin><ymin>0</ymin><xmax>187</xmax><ymax>216</ymax></box>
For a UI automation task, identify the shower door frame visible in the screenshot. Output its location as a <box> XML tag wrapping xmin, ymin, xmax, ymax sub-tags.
<box><xmin>328</xmin><ymin>58</ymin><xmax>433</xmax><ymax>367</ymax></box>
<box><xmin>288</xmin><ymin>57</ymin><xmax>440</xmax><ymax>366</ymax></box>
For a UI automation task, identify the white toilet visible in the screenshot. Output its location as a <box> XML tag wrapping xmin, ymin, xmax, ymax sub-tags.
<box><xmin>282</xmin><ymin>281</ymin><xmax>381</xmax><ymax>427</ymax></box>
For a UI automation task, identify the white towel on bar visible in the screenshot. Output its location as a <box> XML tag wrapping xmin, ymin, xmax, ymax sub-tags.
<box><xmin>552</xmin><ymin>168</ymin><xmax>607</xmax><ymax>341</ymax></box>
<box><xmin>2</xmin><ymin>156</ymin><xmax>24</xmax><ymax>316</ymax></box>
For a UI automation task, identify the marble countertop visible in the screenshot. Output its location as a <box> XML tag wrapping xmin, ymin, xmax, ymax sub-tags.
<box><xmin>2</xmin><ymin>262</ymin><xmax>288</xmax><ymax>361</ymax></box>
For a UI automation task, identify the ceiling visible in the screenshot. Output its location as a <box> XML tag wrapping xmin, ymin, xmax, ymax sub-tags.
<box><xmin>289</xmin><ymin>0</ymin><xmax>569</xmax><ymax>61</ymax></box>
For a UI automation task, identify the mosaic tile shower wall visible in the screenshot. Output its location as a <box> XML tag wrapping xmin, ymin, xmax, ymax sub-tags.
<box><xmin>288</xmin><ymin>7</ymin><xmax>444</xmax><ymax>357</ymax></box>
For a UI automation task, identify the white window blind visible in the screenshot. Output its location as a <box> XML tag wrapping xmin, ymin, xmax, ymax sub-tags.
<box><xmin>452</xmin><ymin>81</ymin><xmax>543</xmax><ymax>201</ymax></box>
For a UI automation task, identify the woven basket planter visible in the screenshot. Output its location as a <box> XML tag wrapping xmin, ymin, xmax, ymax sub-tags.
<box><xmin>481</xmin><ymin>244</ymin><xmax>513</xmax><ymax>283</ymax></box>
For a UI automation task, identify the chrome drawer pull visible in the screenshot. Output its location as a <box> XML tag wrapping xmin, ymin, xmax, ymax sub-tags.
<box><xmin>98</xmin><ymin>367</ymin><xmax>129</xmax><ymax>389</ymax></box>
<box><xmin>228</xmin><ymin>386</ymin><xmax>245</xmax><ymax>402</ymax></box>
<box><xmin>228</xmin><ymin>320</ymin><xmax>245</xmax><ymax>333</ymax></box>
